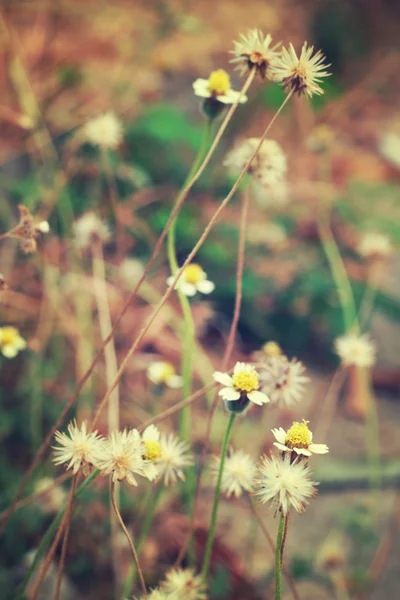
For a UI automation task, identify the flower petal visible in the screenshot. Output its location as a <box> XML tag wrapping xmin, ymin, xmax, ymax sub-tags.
<box><xmin>247</xmin><ymin>390</ymin><xmax>270</xmax><ymax>405</ymax></box>
<box><xmin>2</xmin><ymin>345</ymin><xmax>18</xmax><ymax>358</ymax></box>
<box><xmin>196</xmin><ymin>279</ymin><xmax>215</xmax><ymax>294</ymax></box>
<box><xmin>309</xmin><ymin>443</ymin><xmax>329</xmax><ymax>454</ymax></box>
<box><xmin>273</xmin><ymin>442</ymin><xmax>289</xmax><ymax>452</ymax></box>
<box><xmin>167</xmin><ymin>375</ymin><xmax>183</xmax><ymax>389</ymax></box>
<box><xmin>219</xmin><ymin>387</ymin><xmax>241</xmax><ymax>401</ymax></box>
<box><xmin>213</xmin><ymin>372</ymin><xmax>233</xmax><ymax>386</ymax></box>
<box><xmin>180</xmin><ymin>283</ymin><xmax>197</xmax><ymax>296</ymax></box>
<box><xmin>293</xmin><ymin>447</ymin><xmax>312</xmax><ymax>456</ymax></box>
<box><xmin>271</xmin><ymin>427</ymin><xmax>287</xmax><ymax>444</ymax></box>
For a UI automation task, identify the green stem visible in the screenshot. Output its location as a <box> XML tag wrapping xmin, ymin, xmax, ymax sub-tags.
<box><xmin>318</xmin><ymin>204</ymin><xmax>358</xmax><ymax>333</ymax></box>
<box><xmin>201</xmin><ymin>412</ymin><xmax>236</xmax><ymax>582</ymax></box>
<box><xmin>16</xmin><ymin>470</ymin><xmax>99</xmax><ymax>600</ymax></box>
<box><xmin>122</xmin><ymin>483</ymin><xmax>164</xmax><ymax>598</ymax></box>
<box><xmin>275</xmin><ymin>516</ymin><xmax>285</xmax><ymax>600</ymax></box>
<box><xmin>166</xmin><ymin>119</ymin><xmax>214</xmax><ymax>442</ymax></box>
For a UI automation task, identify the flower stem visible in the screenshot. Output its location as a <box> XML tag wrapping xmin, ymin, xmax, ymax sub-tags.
<box><xmin>122</xmin><ymin>482</ymin><xmax>164</xmax><ymax>598</ymax></box>
<box><xmin>110</xmin><ymin>480</ymin><xmax>147</xmax><ymax>598</ymax></box>
<box><xmin>275</xmin><ymin>515</ymin><xmax>286</xmax><ymax>600</ymax></box>
<box><xmin>167</xmin><ymin>119</ymin><xmax>214</xmax><ymax>442</ymax></box>
<box><xmin>201</xmin><ymin>412</ymin><xmax>236</xmax><ymax>582</ymax></box>
<box><xmin>54</xmin><ymin>475</ymin><xmax>78</xmax><ymax>600</ymax></box>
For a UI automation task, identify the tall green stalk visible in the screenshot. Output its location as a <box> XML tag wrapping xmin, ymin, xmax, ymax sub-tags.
<box><xmin>274</xmin><ymin>515</ymin><xmax>285</xmax><ymax>600</ymax></box>
<box><xmin>201</xmin><ymin>412</ymin><xmax>236</xmax><ymax>582</ymax></box>
<box><xmin>166</xmin><ymin>119</ymin><xmax>214</xmax><ymax>442</ymax></box>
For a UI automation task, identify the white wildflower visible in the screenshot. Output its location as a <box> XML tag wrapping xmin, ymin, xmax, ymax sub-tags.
<box><xmin>224</xmin><ymin>138</ymin><xmax>287</xmax><ymax>188</ymax></box>
<box><xmin>147</xmin><ymin>361</ymin><xmax>183</xmax><ymax>389</ymax></box>
<box><xmin>73</xmin><ymin>211</ymin><xmax>110</xmax><ymax>248</ymax></box>
<box><xmin>83</xmin><ymin>112</ymin><xmax>123</xmax><ymax>149</ymax></box>
<box><xmin>272</xmin><ymin>420</ymin><xmax>329</xmax><ymax>457</ymax></box>
<box><xmin>258</xmin><ymin>355</ymin><xmax>309</xmax><ymax>406</ymax></box>
<box><xmin>53</xmin><ymin>420</ymin><xmax>102</xmax><ymax>477</ymax></box>
<box><xmin>156</xmin><ymin>433</ymin><xmax>193</xmax><ymax>487</ymax></box>
<box><xmin>167</xmin><ymin>263</ymin><xmax>215</xmax><ymax>297</ymax></box>
<box><xmin>211</xmin><ymin>448</ymin><xmax>256</xmax><ymax>498</ymax></box>
<box><xmin>230</xmin><ymin>29</ymin><xmax>281</xmax><ymax>79</ymax></box>
<box><xmin>335</xmin><ymin>333</ymin><xmax>376</xmax><ymax>368</ymax></box>
<box><xmin>213</xmin><ymin>361</ymin><xmax>270</xmax><ymax>407</ymax></box>
<box><xmin>193</xmin><ymin>69</ymin><xmax>247</xmax><ymax>105</ymax></box>
<box><xmin>96</xmin><ymin>429</ymin><xmax>148</xmax><ymax>486</ymax></box>
<box><xmin>0</xmin><ymin>326</ymin><xmax>27</xmax><ymax>358</ymax></box>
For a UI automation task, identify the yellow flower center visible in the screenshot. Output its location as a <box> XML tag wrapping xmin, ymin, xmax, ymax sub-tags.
<box><xmin>0</xmin><ymin>327</ymin><xmax>19</xmax><ymax>346</ymax></box>
<box><xmin>160</xmin><ymin>362</ymin><xmax>176</xmax><ymax>382</ymax></box>
<box><xmin>232</xmin><ymin>367</ymin><xmax>259</xmax><ymax>393</ymax></box>
<box><xmin>262</xmin><ymin>341</ymin><xmax>282</xmax><ymax>357</ymax></box>
<box><xmin>143</xmin><ymin>440</ymin><xmax>163</xmax><ymax>461</ymax></box>
<box><xmin>285</xmin><ymin>421</ymin><xmax>311</xmax><ymax>449</ymax></box>
<box><xmin>207</xmin><ymin>69</ymin><xmax>231</xmax><ymax>96</ymax></box>
<box><xmin>183</xmin><ymin>263</ymin><xmax>204</xmax><ymax>284</ymax></box>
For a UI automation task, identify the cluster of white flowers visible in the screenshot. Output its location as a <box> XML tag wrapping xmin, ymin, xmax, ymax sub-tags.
<box><xmin>212</xmin><ymin>353</ymin><xmax>328</xmax><ymax>515</ymax></box>
<box><xmin>53</xmin><ymin>421</ymin><xmax>193</xmax><ymax>487</ymax></box>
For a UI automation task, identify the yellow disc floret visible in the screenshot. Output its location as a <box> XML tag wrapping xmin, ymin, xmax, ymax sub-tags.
<box><xmin>232</xmin><ymin>366</ymin><xmax>259</xmax><ymax>393</ymax></box>
<box><xmin>143</xmin><ymin>440</ymin><xmax>163</xmax><ymax>462</ymax></box>
<box><xmin>207</xmin><ymin>69</ymin><xmax>231</xmax><ymax>96</ymax></box>
<box><xmin>262</xmin><ymin>341</ymin><xmax>282</xmax><ymax>357</ymax></box>
<box><xmin>0</xmin><ymin>327</ymin><xmax>20</xmax><ymax>346</ymax></box>
<box><xmin>183</xmin><ymin>263</ymin><xmax>204</xmax><ymax>284</ymax></box>
<box><xmin>160</xmin><ymin>362</ymin><xmax>176</xmax><ymax>383</ymax></box>
<box><xmin>285</xmin><ymin>420</ymin><xmax>311</xmax><ymax>449</ymax></box>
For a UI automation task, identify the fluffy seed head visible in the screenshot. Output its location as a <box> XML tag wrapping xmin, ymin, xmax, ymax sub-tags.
<box><xmin>160</xmin><ymin>568</ymin><xmax>207</xmax><ymax>600</ymax></box>
<box><xmin>335</xmin><ymin>333</ymin><xmax>376</xmax><ymax>368</ymax></box>
<box><xmin>258</xmin><ymin>355</ymin><xmax>308</xmax><ymax>406</ymax></box>
<box><xmin>53</xmin><ymin>420</ymin><xmax>102</xmax><ymax>476</ymax></box>
<box><xmin>230</xmin><ymin>29</ymin><xmax>281</xmax><ymax>79</ymax></box>
<box><xmin>156</xmin><ymin>433</ymin><xmax>193</xmax><ymax>487</ymax></box>
<box><xmin>83</xmin><ymin>111</ymin><xmax>123</xmax><ymax>148</ymax></box>
<box><xmin>96</xmin><ymin>429</ymin><xmax>148</xmax><ymax>486</ymax></box>
<box><xmin>224</xmin><ymin>138</ymin><xmax>287</xmax><ymax>189</ymax></box>
<box><xmin>212</xmin><ymin>448</ymin><xmax>256</xmax><ymax>498</ymax></box>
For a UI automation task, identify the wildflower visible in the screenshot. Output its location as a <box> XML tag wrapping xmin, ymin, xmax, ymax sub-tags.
<box><xmin>335</xmin><ymin>333</ymin><xmax>376</xmax><ymax>368</ymax></box>
<box><xmin>224</xmin><ymin>138</ymin><xmax>287</xmax><ymax>188</ymax></box>
<box><xmin>142</xmin><ymin>425</ymin><xmax>163</xmax><ymax>481</ymax></box>
<box><xmin>96</xmin><ymin>428</ymin><xmax>148</xmax><ymax>486</ymax></box>
<box><xmin>161</xmin><ymin>568</ymin><xmax>207</xmax><ymax>600</ymax></box>
<box><xmin>254</xmin><ymin>454</ymin><xmax>318</xmax><ymax>515</ymax></box>
<box><xmin>258</xmin><ymin>355</ymin><xmax>309</xmax><ymax>406</ymax></box>
<box><xmin>53</xmin><ymin>420</ymin><xmax>102</xmax><ymax>477</ymax></box>
<box><xmin>73</xmin><ymin>211</ymin><xmax>110</xmax><ymax>249</ymax></box>
<box><xmin>271</xmin><ymin>42</ymin><xmax>331</xmax><ymax>98</ymax></box>
<box><xmin>9</xmin><ymin>205</ymin><xmax>49</xmax><ymax>254</ymax></box>
<box><xmin>193</xmin><ymin>69</ymin><xmax>247</xmax><ymax>105</ymax></box>
<box><xmin>83</xmin><ymin>111</ymin><xmax>123</xmax><ymax>149</ymax></box>
<box><xmin>156</xmin><ymin>433</ymin><xmax>193</xmax><ymax>487</ymax></box>
<box><xmin>262</xmin><ymin>341</ymin><xmax>282</xmax><ymax>357</ymax></box>
<box><xmin>211</xmin><ymin>448</ymin><xmax>256</xmax><ymax>498</ymax></box>
<box><xmin>230</xmin><ymin>29</ymin><xmax>281</xmax><ymax>79</ymax></box>
<box><xmin>272</xmin><ymin>420</ymin><xmax>329</xmax><ymax>457</ymax></box>
<box><xmin>213</xmin><ymin>361</ymin><xmax>270</xmax><ymax>411</ymax></box>
<box><xmin>34</xmin><ymin>477</ymin><xmax>67</xmax><ymax>514</ymax></box>
<box><xmin>167</xmin><ymin>263</ymin><xmax>215</xmax><ymax>297</ymax></box>
<box><xmin>0</xmin><ymin>326</ymin><xmax>27</xmax><ymax>358</ymax></box>
<box><xmin>358</xmin><ymin>232</ymin><xmax>392</xmax><ymax>260</ymax></box>
<box><xmin>147</xmin><ymin>361</ymin><xmax>183</xmax><ymax>388</ymax></box>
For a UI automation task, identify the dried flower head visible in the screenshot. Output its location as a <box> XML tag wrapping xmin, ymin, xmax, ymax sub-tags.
<box><xmin>53</xmin><ymin>420</ymin><xmax>102</xmax><ymax>477</ymax></box>
<box><xmin>230</xmin><ymin>29</ymin><xmax>281</xmax><ymax>79</ymax></box>
<box><xmin>156</xmin><ymin>433</ymin><xmax>193</xmax><ymax>487</ymax></box>
<box><xmin>358</xmin><ymin>232</ymin><xmax>392</xmax><ymax>260</ymax></box>
<box><xmin>213</xmin><ymin>362</ymin><xmax>270</xmax><ymax>412</ymax></box>
<box><xmin>96</xmin><ymin>428</ymin><xmax>148</xmax><ymax>486</ymax></box>
<box><xmin>271</xmin><ymin>42</ymin><xmax>331</xmax><ymax>98</ymax></box>
<box><xmin>160</xmin><ymin>568</ymin><xmax>207</xmax><ymax>600</ymax></box>
<box><xmin>0</xmin><ymin>326</ymin><xmax>27</xmax><ymax>358</ymax></box>
<box><xmin>10</xmin><ymin>205</ymin><xmax>49</xmax><ymax>254</ymax></box>
<box><xmin>73</xmin><ymin>212</ymin><xmax>111</xmax><ymax>249</ymax></box>
<box><xmin>335</xmin><ymin>333</ymin><xmax>376</xmax><ymax>368</ymax></box>
<box><xmin>272</xmin><ymin>420</ymin><xmax>329</xmax><ymax>457</ymax></box>
<box><xmin>254</xmin><ymin>454</ymin><xmax>318</xmax><ymax>515</ymax></box>
<box><xmin>224</xmin><ymin>138</ymin><xmax>287</xmax><ymax>188</ymax></box>
<box><xmin>167</xmin><ymin>263</ymin><xmax>215</xmax><ymax>297</ymax></box>
<box><xmin>258</xmin><ymin>355</ymin><xmax>309</xmax><ymax>406</ymax></box>
<box><xmin>193</xmin><ymin>69</ymin><xmax>248</xmax><ymax>105</ymax></box>
<box><xmin>211</xmin><ymin>448</ymin><xmax>256</xmax><ymax>498</ymax></box>
<box><xmin>83</xmin><ymin>111</ymin><xmax>123</xmax><ymax>149</ymax></box>
<box><xmin>147</xmin><ymin>361</ymin><xmax>183</xmax><ymax>388</ymax></box>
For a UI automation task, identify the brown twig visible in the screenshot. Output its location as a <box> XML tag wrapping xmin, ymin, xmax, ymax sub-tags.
<box><xmin>30</xmin><ymin>475</ymin><xmax>77</xmax><ymax>600</ymax></box>
<box><xmin>110</xmin><ymin>479</ymin><xmax>147</xmax><ymax>598</ymax></box>
<box><xmin>54</xmin><ymin>475</ymin><xmax>78</xmax><ymax>600</ymax></box>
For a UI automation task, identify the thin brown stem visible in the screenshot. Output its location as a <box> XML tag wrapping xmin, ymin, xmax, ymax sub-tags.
<box><xmin>30</xmin><ymin>475</ymin><xmax>77</xmax><ymax>600</ymax></box>
<box><xmin>281</xmin><ymin>511</ymin><xmax>290</xmax><ymax>565</ymax></box>
<box><xmin>0</xmin><ymin>71</ymin><xmax>255</xmax><ymax>534</ymax></box>
<box><xmin>248</xmin><ymin>496</ymin><xmax>301</xmax><ymax>600</ymax></box>
<box><xmin>110</xmin><ymin>480</ymin><xmax>147</xmax><ymax>598</ymax></box>
<box><xmin>54</xmin><ymin>476</ymin><xmax>78</xmax><ymax>600</ymax></box>
<box><xmin>175</xmin><ymin>184</ymin><xmax>251</xmax><ymax>565</ymax></box>
<box><xmin>89</xmin><ymin>91</ymin><xmax>293</xmax><ymax>433</ymax></box>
